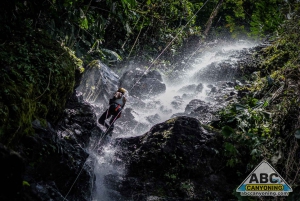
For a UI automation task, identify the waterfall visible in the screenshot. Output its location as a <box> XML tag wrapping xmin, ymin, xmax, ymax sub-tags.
<box><xmin>77</xmin><ymin>40</ymin><xmax>258</xmax><ymax>201</ymax></box>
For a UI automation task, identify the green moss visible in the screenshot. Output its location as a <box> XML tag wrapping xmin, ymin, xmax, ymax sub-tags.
<box><xmin>0</xmin><ymin>30</ymin><xmax>83</xmax><ymax>146</ymax></box>
<box><xmin>22</xmin><ymin>181</ymin><xmax>30</xmax><ymax>187</ymax></box>
<box><xmin>166</xmin><ymin>118</ymin><xmax>176</xmax><ymax>124</ymax></box>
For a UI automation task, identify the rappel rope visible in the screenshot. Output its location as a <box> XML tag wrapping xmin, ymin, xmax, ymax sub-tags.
<box><xmin>63</xmin><ymin>1</ymin><xmax>212</xmax><ymax>199</ymax></box>
<box><xmin>62</xmin><ymin>108</ymin><xmax>122</xmax><ymax>201</ymax></box>
<box><xmin>129</xmin><ymin>0</ymin><xmax>211</xmax><ymax>92</ymax></box>
<box><xmin>251</xmin><ymin>83</ymin><xmax>284</xmax><ymax>111</ymax></box>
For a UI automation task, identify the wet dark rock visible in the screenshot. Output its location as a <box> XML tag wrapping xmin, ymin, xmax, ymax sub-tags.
<box><xmin>191</xmin><ymin>44</ymin><xmax>266</xmax><ymax>84</ymax></box>
<box><xmin>182</xmin><ymin>93</ymin><xmax>194</xmax><ymax>100</ymax></box>
<box><xmin>230</xmin><ymin>91</ymin><xmax>237</xmax><ymax>96</ymax></box>
<box><xmin>146</xmin><ymin>114</ymin><xmax>161</xmax><ymax>124</ymax></box>
<box><xmin>238</xmin><ymin>88</ymin><xmax>250</xmax><ymax>98</ymax></box>
<box><xmin>57</xmin><ymin>91</ymin><xmax>98</xmax><ymax>147</ymax></box>
<box><xmin>119</xmin><ymin>68</ymin><xmax>166</xmax><ymax>98</ymax></box>
<box><xmin>146</xmin><ymin>100</ymin><xmax>161</xmax><ymax>109</ymax></box>
<box><xmin>187</xmin><ymin>100</ymin><xmax>219</xmax><ymax>124</ymax></box>
<box><xmin>0</xmin><ymin>144</ymin><xmax>25</xmax><ymax>201</ymax></box>
<box><xmin>195</xmin><ymin>83</ymin><xmax>204</xmax><ymax>92</ymax></box>
<box><xmin>171</xmin><ymin>112</ymin><xmax>189</xmax><ymax>118</ymax></box>
<box><xmin>159</xmin><ymin>106</ymin><xmax>173</xmax><ymax>114</ymax></box>
<box><xmin>210</xmin><ymin>86</ymin><xmax>218</xmax><ymax>93</ymax></box>
<box><xmin>185</xmin><ymin>99</ymin><xmax>207</xmax><ymax>113</ymax></box>
<box><xmin>115</xmin><ymin>107</ymin><xmax>139</xmax><ymax>134</ymax></box>
<box><xmin>116</xmin><ymin>117</ymin><xmax>237</xmax><ymax>200</ymax></box>
<box><xmin>193</xmin><ymin>61</ymin><xmax>238</xmax><ymax>82</ymax></box>
<box><xmin>17</xmin><ymin>91</ymin><xmax>100</xmax><ymax>201</ymax></box>
<box><xmin>225</xmin><ymin>96</ymin><xmax>234</xmax><ymax>101</ymax></box>
<box><xmin>234</xmin><ymin>80</ymin><xmax>243</xmax><ymax>87</ymax></box>
<box><xmin>226</xmin><ymin>81</ymin><xmax>235</xmax><ymax>87</ymax></box>
<box><xmin>28</xmin><ymin>182</ymin><xmax>65</xmax><ymax>201</ymax></box>
<box><xmin>170</xmin><ymin>96</ymin><xmax>184</xmax><ymax>109</ymax></box>
<box><xmin>177</xmin><ymin>84</ymin><xmax>197</xmax><ymax>93</ymax></box>
<box><xmin>171</xmin><ymin>100</ymin><xmax>183</xmax><ymax>110</ymax></box>
<box><xmin>77</xmin><ymin>60</ymin><xmax>120</xmax><ymax>103</ymax></box>
<box><xmin>173</xmin><ymin>95</ymin><xmax>182</xmax><ymax>101</ymax></box>
<box><xmin>127</xmin><ymin>96</ymin><xmax>146</xmax><ymax>109</ymax></box>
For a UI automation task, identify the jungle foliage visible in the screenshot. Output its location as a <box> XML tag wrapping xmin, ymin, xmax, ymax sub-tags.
<box><xmin>0</xmin><ymin>0</ymin><xmax>299</xmax><ymax>150</ymax></box>
<box><xmin>216</xmin><ymin>5</ymin><xmax>300</xmax><ymax>199</ymax></box>
<box><xmin>0</xmin><ymin>29</ymin><xmax>82</xmax><ymax>146</ymax></box>
<box><xmin>0</xmin><ymin>0</ymin><xmax>297</xmax><ymax>65</ymax></box>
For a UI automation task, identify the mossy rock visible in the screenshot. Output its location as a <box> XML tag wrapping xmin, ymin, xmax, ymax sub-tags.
<box><xmin>119</xmin><ymin>117</ymin><xmax>237</xmax><ymax>200</ymax></box>
<box><xmin>76</xmin><ymin>60</ymin><xmax>119</xmax><ymax>103</ymax></box>
<box><xmin>0</xmin><ymin>30</ymin><xmax>83</xmax><ymax>146</ymax></box>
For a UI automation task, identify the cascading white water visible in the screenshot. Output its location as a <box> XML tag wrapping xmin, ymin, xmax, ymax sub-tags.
<box><xmin>90</xmin><ymin>40</ymin><xmax>257</xmax><ymax>200</ymax></box>
<box><xmin>90</xmin><ymin>144</ymin><xmax>124</xmax><ymax>201</ymax></box>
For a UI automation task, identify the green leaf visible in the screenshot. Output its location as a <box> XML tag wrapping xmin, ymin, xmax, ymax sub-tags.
<box><xmin>224</xmin><ymin>142</ymin><xmax>237</xmax><ymax>155</ymax></box>
<box><xmin>250</xmin><ymin>149</ymin><xmax>257</xmax><ymax>155</ymax></box>
<box><xmin>235</xmin><ymin>104</ymin><xmax>247</xmax><ymax>111</ymax></box>
<box><xmin>101</xmin><ymin>49</ymin><xmax>123</xmax><ymax>61</ymax></box>
<box><xmin>262</xmin><ymin>100</ymin><xmax>269</xmax><ymax>107</ymax></box>
<box><xmin>80</xmin><ymin>17</ymin><xmax>89</xmax><ymax>30</ymax></box>
<box><xmin>222</xmin><ymin>126</ymin><xmax>235</xmax><ymax>137</ymax></box>
<box><xmin>23</xmin><ymin>181</ymin><xmax>30</xmax><ymax>187</ymax></box>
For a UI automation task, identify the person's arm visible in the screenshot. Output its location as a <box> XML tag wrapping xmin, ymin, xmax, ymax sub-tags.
<box><xmin>109</xmin><ymin>98</ymin><xmax>114</xmax><ymax>105</ymax></box>
<box><xmin>109</xmin><ymin>92</ymin><xmax>118</xmax><ymax>104</ymax></box>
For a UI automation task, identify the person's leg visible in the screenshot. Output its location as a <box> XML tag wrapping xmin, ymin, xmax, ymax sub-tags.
<box><xmin>107</xmin><ymin>110</ymin><xmax>122</xmax><ymax>132</ymax></box>
<box><xmin>98</xmin><ymin>109</ymin><xmax>111</xmax><ymax>128</ymax></box>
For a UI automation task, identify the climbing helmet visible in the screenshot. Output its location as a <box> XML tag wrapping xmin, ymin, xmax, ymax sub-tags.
<box><xmin>117</xmin><ymin>87</ymin><xmax>127</xmax><ymax>94</ymax></box>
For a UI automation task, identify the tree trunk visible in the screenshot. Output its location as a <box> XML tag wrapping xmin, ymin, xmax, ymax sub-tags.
<box><xmin>203</xmin><ymin>0</ymin><xmax>224</xmax><ymax>36</ymax></box>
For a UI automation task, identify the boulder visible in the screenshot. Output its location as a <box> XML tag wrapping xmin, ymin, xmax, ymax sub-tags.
<box><xmin>177</xmin><ymin>84</ymin><xmax>197</xmax><ymax>93</ymax></box>
<box><xmin>18</xmin><ymin>91</ymin><xmax>100</xmax><ymax>201</ymax></box>
<box><xmin>126</xmin><ymin>96</ymin><xmax>147</xmax><ymax>109</ymax></box>
<box><xmin>185</xmin><ymin>99</ymin><xmax>207</xmax><ymax>113</ymax></box>
<box><xmin>146</xmin><ymin>114</ymin><xmax>161</xmax><ymax>124</ymax></box>
<box><xmin>195</xmin><ymin>83</ymin><xmax>204</xmax><ymax>93</ymax></box>
<box><xmin>114</xmin><ymin>108</ymin><xmax>139</xmax><ymax>134</ymax></box>
<box><xmin>115</xmin><ymin>117</ymin><xmax>238</xmax><ymax>200</ymax></box>
<box><xmin>119</xmin><ymin>68</ymin><xmax>166</xmax><ymax>98</ymax></box>
<box><xmin>77</xmin><ymin>60</ymin><xmax>119</xmax><ymax>103</ymax></box>
<box><xmin>192</xmin><ymin>61</ymin><xmax>237</xmax><ymax>82</ymax></box>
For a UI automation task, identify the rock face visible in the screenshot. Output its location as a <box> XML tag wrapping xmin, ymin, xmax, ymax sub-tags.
<box><xmin>115</xmin><ymin>117</ymin><xmax>237</xmax><ymax>200</ymax></box>
<box><xmin>0</xmin><ymin>144</ymin><xmax>25</xmax><ymax>201</ymax></box>
<box><xmin>3</xmin><ymin>91</ymin><xmax>102</xmax><ymax>201</ymax></box>
<box><xmin>119</xmin><ymin>68</ymin><xmax>166</xmax><ymax>98</ymax></box>
<box><xmin>191</xmin><ymin>45</ymin><xmax>266</xmax><ymax>84</ymax></box>
<box><xmin>77</xmin><ymin>60</ymin><xmax>120</xmax><ymax>103</ymax></box>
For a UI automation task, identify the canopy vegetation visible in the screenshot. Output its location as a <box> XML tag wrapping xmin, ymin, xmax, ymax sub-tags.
<box><xmin>1</xmin><ymin>0</ymin><xmax>298</xmax><ymax>65</ymax></box>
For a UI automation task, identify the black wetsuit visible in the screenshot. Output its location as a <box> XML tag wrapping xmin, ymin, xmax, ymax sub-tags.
<box><xmin>98</xmin><ymin>92</ymin><xmax>126</xmax><ymax>132</ymax></box>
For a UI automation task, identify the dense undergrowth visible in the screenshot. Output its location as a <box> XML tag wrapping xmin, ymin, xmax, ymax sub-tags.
<box><xmin>215</xmin><ymin>11</ymin><xmax>300</xmax><ymax>200</ymax></box>
<box><xmin>0</xmin><ymin>29</ymin><xmax>83</xmax><ymax>147</ymax></box>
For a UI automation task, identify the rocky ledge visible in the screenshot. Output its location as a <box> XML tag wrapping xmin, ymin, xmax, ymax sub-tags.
<box><xmin>0</xmin><ymin>91</ymin><xmax>102</xmax><ymax>201</ymax></box>
<box><xmin>110</xmin><ymin>116</ymin><xmax>239</xmax><ymax>201</ymax></box>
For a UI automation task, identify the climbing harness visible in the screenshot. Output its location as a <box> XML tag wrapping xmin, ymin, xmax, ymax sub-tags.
<box><xmin>115</xmin><ymin>104</ymin><xmax>121</xmax><ymax>112</ymax></box>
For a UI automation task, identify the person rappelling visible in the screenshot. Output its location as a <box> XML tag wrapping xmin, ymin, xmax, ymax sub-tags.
<box><xmin>98</xmin><ymin>87</ymin><xmax>127</xmax><ymax>133</ymax></box>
